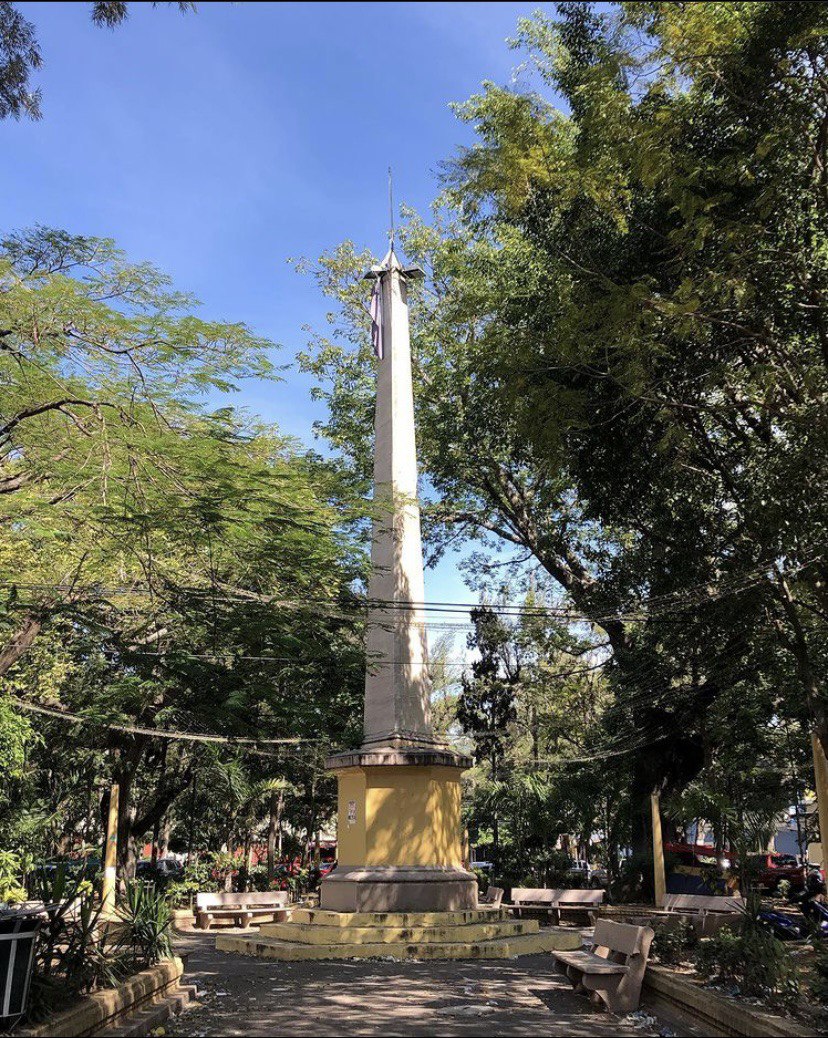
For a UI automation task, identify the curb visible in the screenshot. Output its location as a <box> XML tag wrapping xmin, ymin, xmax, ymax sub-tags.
<box><xmin>17</xmin><ymin>957</ymin><xmax>192</xmax><ymax>1037</ymax></box>
<box><xmin>642</xmin><ymin>964</ymin><xmax>819</xmax><ymax>1038</ymax></box>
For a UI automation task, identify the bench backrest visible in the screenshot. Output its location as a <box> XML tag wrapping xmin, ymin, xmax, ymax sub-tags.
<box><xmin>558</xmin><ymin>889</ymin><xmax>605</xmax><ymax>906</ymax></box>
<box><xmin>511</xmin><ymin>887</ymin><xmax>565</xmax><ymax>905</ymax></box>
<box><xmin>195</xmin><ymin>890</ymin><xmax>289</xmax><ymax>909</ymax></box>
<box><xmin>481</xmin><ymin>886</ymin><xmax>504</xmax><ymax>907</ymax></box>
<box><xmin>511</xmin><ymin>887</ymin><xmax>604</xmax><ymax>907</ymax></box>
<box><xmin>592</xmin><ymin>918</ymin><xmax>653</xmax><ymax>960</ymax></box>
<box><xmin>239</xmin><ymin>890</ymin><xmax>290</xmax><ymax>906</ymax></box>
<box><xmin>662</xmin><ymin>893</ymin><xmax>743</xmax><ymax>914</ymax></box>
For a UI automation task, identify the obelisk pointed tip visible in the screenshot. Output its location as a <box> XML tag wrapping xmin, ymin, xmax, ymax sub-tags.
<box><xmin>382</xmin><ymin>245</ymin><xmax>404</xmax><ymax>271</ymax></box>
<box><xmin>363</xmin><ymin>244</ymin><xmax>425</xmax><ymax>282</ymax></box>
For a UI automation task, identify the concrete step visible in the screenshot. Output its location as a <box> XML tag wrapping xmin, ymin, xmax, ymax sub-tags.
<box><xmin>97</xmin><ymin>983</ymin><xmax>197</xmax><ymax>1036</ymax></box>
<box><xmin>216</xmin><ymin>928</ymin><xmax>581</xmax><ymax>961</ymax></box>
<box><xmin>259</xmin><ymin>918</ymin><xmax>538</xmax><ymax>944</ymax></box>
<box><xmin>289</xmin><ymin>907</ymin><xmax>509</xmax><ymax>928</ymax></box>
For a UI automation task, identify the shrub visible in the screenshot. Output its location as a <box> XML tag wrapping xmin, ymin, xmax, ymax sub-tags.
<box><xmin>810</xmin><ymin>936</ymin><xmax>828</xmax><ymax>1004</ymax></box>
<box><xmin>651</xmin><ymin>919</ymin><xmax>699</xmax><ymax>966</ymax></box>
<box><xmin>208</xmin><ymin>850</ymin><xmax>240</xmax><ymax>888</ymax></box>
<box><xmin>609</xmin><ymin>854</ymin><xmax>647</xmax><ymax>903</ymax></box>
<box><xmin>117</xmin><ymin>881</ymin><xmax>173</xmax><ymax>967</ymax></box>
<box><xmin>246</xmin><ymin>864</ymin><xmax>271</xmax><ymax>891</ymax></box>
<box><xmin>694</xmin><ymin>896</ymin><xmax>799</xmax><ymax>1009</ymax></box>
<box><xmin>166</xmin><ymin>856</ymin><xmax>219</xmax><ymax>908</ymax></box>
<box><xmin>0</xmin><ymin>849</ymin><xmax>27</xmax><ymax>903</ymax></box>
<box><xmin>28</xmin><ymin>870</ymin><xmax>126</xmax><ymax>1021</ymax></box>
<box><xmin>471</xmin><ymin>867</ymin><xmax>490</xmax><ymax>893</ymax></box>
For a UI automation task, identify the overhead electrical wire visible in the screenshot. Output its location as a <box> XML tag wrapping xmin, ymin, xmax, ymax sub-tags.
<box><xmin>9</xmin><ymin>696</ymin><xmax>320</xmax><ymax>752</ymax></box>
<box><xmin>0</xmin><ymin>555</ymin><xmax>817</xmax><ymax>627</ymax></box>
<box><xmin>4</xmin><ymin>558</ymin><xmax>819</xmax><ymax>764</ymax></box>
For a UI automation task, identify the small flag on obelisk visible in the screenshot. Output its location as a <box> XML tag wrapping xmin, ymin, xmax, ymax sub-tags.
<box><xmin>370</xmin><ymin>278</ymin><xmax>384</xmax><ymax>359</ymax></box>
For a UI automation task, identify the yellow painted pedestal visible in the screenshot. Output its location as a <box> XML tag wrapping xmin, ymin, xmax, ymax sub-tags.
<box><xmin>319</xmin><ymin>747</ymin><xmax>477</xmax><ymax>913</ymax></box>
<box><xmin>334</xmin><ymin>764</ymin><xmax>463</xmax><ymax>867</ymax></box>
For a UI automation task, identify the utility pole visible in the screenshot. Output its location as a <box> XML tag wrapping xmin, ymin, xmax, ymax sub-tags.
<box><xmin>651</xmin><ymin>791</ymin><xmax>666</xmax><ymax>906</ymax></box>
<box><xmin>812</xmin><ymin>733</ymin><xmax>828</xmax><ymax>865</ymax></box>
<box><xmin>102</xmin><ymin>781</ymin><xmax>119</xmax><ymax>917</ymax></box>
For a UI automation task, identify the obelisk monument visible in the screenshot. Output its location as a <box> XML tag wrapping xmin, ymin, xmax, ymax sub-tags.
<box><xmin>320</xmin><ymin>246</ymin><xmax>476</xmax><ymax>912</ymax></box>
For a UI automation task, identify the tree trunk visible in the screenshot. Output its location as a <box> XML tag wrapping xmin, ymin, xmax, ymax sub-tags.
<box><xmin>159</xmin><ymin>814</ymin><xmax>171</xmax><ymax>859</ymax></box>
<box><xmin>267</xmin><ymin>789</ymin><xmax>284</xmax><ymax>883</ymax></box>
<box><xmin>0</xmin><ymin>613</ymin><xmax>44</xmax><ymax>676</ymax></box>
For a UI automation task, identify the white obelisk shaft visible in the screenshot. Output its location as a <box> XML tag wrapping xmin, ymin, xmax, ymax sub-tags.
<box><xmin>362</xmin><ymin>251</ymin><xmax>433</xmax><ymax>747</ymax></box>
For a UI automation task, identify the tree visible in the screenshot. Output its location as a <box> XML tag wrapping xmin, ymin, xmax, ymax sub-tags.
<box><xmin>0</xmin><ymin>227</ymin><xmax>369</xmax><ymax>875</ymax></box>
<box><xmin>0</xmin><ymin>2</ymin><xmax>195</xmax><ymax>120</ymax></box>
<box><xmin>297</xmin><ymin>2</ymin><xmax>828</xmax><ymax>877</ymax></box>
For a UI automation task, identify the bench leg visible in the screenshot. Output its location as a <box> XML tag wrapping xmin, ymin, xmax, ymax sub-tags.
<box><xmin>583</xmin><ymin>973</ymin><xmax>628</xmax><ymax>1014</ymax></box>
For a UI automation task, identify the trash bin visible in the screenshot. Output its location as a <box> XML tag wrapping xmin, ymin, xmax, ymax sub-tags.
<box><xmin>0</xmin><ymin>905</ymin><xmax>42</xmax><ymax>1029</ymax></box>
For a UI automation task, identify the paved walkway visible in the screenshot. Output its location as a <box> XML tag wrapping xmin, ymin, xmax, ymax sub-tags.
<box><xmin>166</xmin><ymin>929</ymin><xmax>682</xmax><ymax>1037</ymax></box>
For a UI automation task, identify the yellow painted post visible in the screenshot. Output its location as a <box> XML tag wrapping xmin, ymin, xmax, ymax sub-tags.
<box><xmin>811</xmin><ymin>733</ymin><xmax>828</xmax><ymax>867</ymax></box>
<box><xmin>651</xmin><ymin>791</ymin><xmax>666</xmax><ymax>906</ymax></box>
<box><xmin>102</xmin><ymin>781</ymin><xmax>119</xmax><ymax>917</ymax></box>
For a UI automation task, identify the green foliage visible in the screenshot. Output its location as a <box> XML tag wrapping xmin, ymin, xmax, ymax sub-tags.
<box><xmin>457</xmin><ymin>606</ymin><xmax>519</xmax><ymax>778</ymax></box>
<box><xmin>28</xmin><ymin>876</ymin><xmax>121</xmax><ymax>1021</ymax></box>
<box><xmin>28</xmin><ymin>867</ymin><xmax>172</xmax><ymax>1021</ymax></box>
<box><xmin>811</xmin><ymin>938</ymin><xmax>828</xmax><ymax>1005</ymax></box>
<box><xmin>116</xmin><ymin>882</ymin><xmax>173</xmax><ymax>966</ymax></box>
<box><xmin>470</xmin><ymin>866</ymin><xmax>490</xmax><ymax>892</ymax></box>
<box><xmin>0</xmin><ymin>225</ymin><xmax>367</xmax><ymax>886</ymax></box>
<box><xmin>651</xmin><ymin>919</ymin><xmax>700</xmax><ymax>967</ymax></box>
<box><xmin>694</xmin><ymin>897</ymin><xmax>800</xmax><ymax>1008</ymax></box>
<box><xmin>165</xmin><ymin>857</ymin><xmax>218</xmax><ymax>908</ymax></box>
<box><xmin>299</xmin><ymin>0</ymin><xmax>827</xmax><ymax>882</ymax></box>
<box><xmin>0</xmin><ymin>849</ymin><xmax>27</xmax><ymax>903</ymax></box>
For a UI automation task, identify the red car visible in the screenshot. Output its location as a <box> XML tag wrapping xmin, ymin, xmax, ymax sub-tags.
<box><xmin>746</xmin><ymin>852</ymin><xmax>820</xmax><ymax>892</ymax></box>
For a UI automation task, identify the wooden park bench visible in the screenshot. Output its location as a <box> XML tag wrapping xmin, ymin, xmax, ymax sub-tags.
<box><xmin>658</xmin><ymin>892</ymin><xmax>744</xmax><ymax>935</ymax></box>
<box><xmin>553</xmin><ymin>918</ymin><xmax>654</xmax><ymax>1015</ymax></box>
<box><xmin>510</xmin><ymin>887</ymin><xmax>605</xmax><ymax>925</ymax></box>
<box><xmin>194</xmin><ymin>890</ymin><xmax>292</xmax><ymax>930</ymax></box>
<box><xmin>479</xmin><ymin>885</ymin><xmax>504</xmax><ymax>909</ymax></box>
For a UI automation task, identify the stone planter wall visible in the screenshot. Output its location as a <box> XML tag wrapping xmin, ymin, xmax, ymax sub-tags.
<box><xmin>643</xmin><ymin>964</ymin><xmax>819</xmax><ymax>1038</ymax></box>
<box><xmin>18</xmin><ymin>956</ymin><xmax>185</xmax><ymax>1038</ymax></box>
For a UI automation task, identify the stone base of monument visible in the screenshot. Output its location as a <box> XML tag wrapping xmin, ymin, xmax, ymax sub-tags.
<box><xmin>318</xmin><ymin>864</ymin><xmax>478</xmax><ymax>913</ymax></box>
<box><xmin>215</xmin><ymin>907</ymin><xmax>582</xmax><ymax>960</ymax></box>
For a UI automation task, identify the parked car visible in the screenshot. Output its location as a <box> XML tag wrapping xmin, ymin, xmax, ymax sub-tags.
<box><xmin>135</xmin><ymin>857</ymin><xmax>184</xmax><ymax>883</ymax></box>
<box><xmin>565</xmin><ymin>858</ymin><xmax>591</xmax><ymax>880</ymax></box>
<box><xmin>745</xmin><ymin>852</ymin><xmax>817</xmax><ymax>892</ymax></box>
<box><xmin>33</xmin><ymin>856</ymin><xmax>101</xmax><ymax>885</ymax></box>
<box><xmin>565</xmin><ymin>858</ymin><xmax>607</xmax><ymax>887</ymax></box>
<box><xmin>589</xmin><ymin>865</ymin><xmax>609</xmax><ymax>889</ymax></box>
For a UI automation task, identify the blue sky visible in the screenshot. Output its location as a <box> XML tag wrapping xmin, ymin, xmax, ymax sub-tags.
<box><xmin>3</xmin><ymin>1</ymin><xmax>551</xmax><ymax>607</ymax></box>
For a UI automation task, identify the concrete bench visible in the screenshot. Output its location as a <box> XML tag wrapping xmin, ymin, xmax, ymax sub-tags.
<box><xmin>553</xmin><ymin>918</ymin><xmax>654</xmax><ymax>1014</ymax></box>
<box><xmin>658</xmin><ymin>893</ymin><xmax>744</xmax><ymax>936</ymax></box>
<box><xmin>510</xmin><ymin>887</ymin><xmax>605</xmax><ymax>925</ymax></box>
<box><xmin>479</xmin><ymin>885</ymin><xmax>504</xmax><ymax>909</ymax></box>
<box><xmin>194</xmin><ymin>890</ymin><xmax>292</xmax><ymax>930</ymax></box>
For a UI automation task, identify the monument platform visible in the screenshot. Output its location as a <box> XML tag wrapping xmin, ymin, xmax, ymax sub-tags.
<box><xmin>215</xmin><ymin>908</ymin><xmax>582</xmax><ymax>961</ymax></box>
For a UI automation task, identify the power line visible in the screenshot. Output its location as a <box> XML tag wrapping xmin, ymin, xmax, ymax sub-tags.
<box><xmin>0</xmin><ymin>556</ymin><xmax>816</xmax><ymax>626</ymax></box>
<box><xmin>8</xmin><ymin>696</ymin><xmax>321</xmax><ymax>751</ymax></box>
